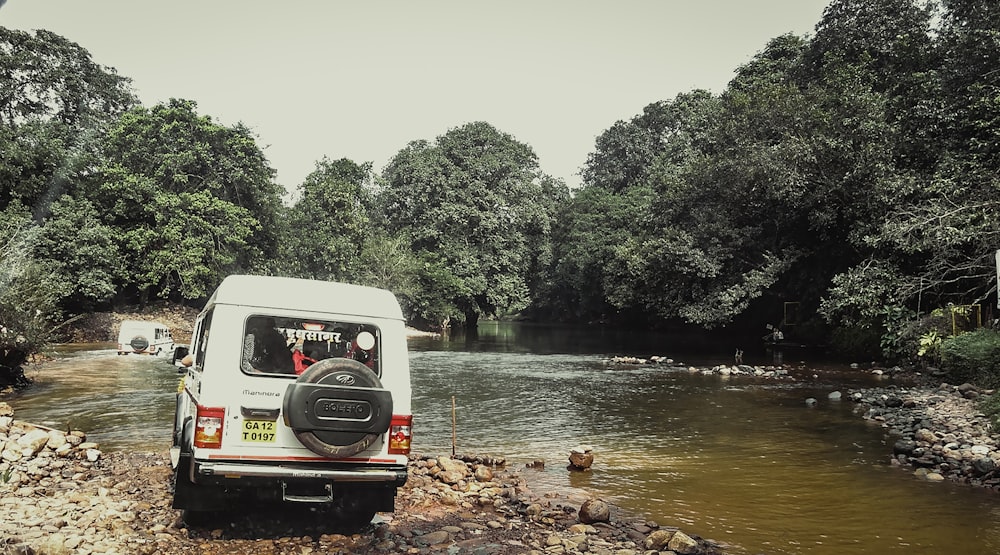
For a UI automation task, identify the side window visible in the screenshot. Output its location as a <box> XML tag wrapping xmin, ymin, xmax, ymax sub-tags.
<box><xmin>192</xmin><ymin>309</ymin><xmax>213</xmax><ymax>371</ymax></box>
<box><xmin>241</xmin><ymin>316</ymin><xmax>381</xmax><ymax>377</ymax></box>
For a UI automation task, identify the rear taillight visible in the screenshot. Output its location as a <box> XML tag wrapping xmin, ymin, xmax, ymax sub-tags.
<box><xmin>388</xmin><ymin>414</ymin><xmax>412</xmax><ymax>455</ymax></box>
<box><xmin>193</xmin><ymin>406</ymin><xmax>225</xmax><ymax>448</ymax></box>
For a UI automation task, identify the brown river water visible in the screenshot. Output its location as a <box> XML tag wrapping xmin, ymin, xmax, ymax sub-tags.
<box><xmin>9</xmin><ymin>322</ymin><xmax>1000</xmax><ymax>554</ymax></box>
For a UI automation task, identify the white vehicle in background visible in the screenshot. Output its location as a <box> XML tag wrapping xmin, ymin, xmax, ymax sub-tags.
<box><xmin>171</xmin><ymin>275</ymin><xmax>413</xmax><ymax>529</ymax></box>
<box><xmin>116</xmin><ymin>320</ymin><xmax>176</xmax><ymax>357</ymax></box>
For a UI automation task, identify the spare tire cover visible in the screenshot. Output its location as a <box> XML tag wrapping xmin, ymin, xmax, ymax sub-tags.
<box><xmin>130</xmin><ymin>335</ymin><xmax>149</xmax><ymax>351</ymax></box>
<box><xmin>288</xmin><ymin>357</ymin><xmax>389</xmax><ymax>458</ymax></box>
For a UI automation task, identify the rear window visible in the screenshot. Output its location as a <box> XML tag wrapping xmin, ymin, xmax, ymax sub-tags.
<box><xmin>241</xmin><ymin>315</ymin><xmax>381</xmax><ymax>377</ymax></box>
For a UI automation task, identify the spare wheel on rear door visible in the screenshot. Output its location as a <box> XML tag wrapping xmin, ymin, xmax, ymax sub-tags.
<box><xmin>282</xmin><ymin>358</ymin><xmax>393</xmax><ymax>458</ymax></box>
<box><xmin>130</xmin><ymin>335</ymin><xmax>149</xmax><ymax>351</ymax></box>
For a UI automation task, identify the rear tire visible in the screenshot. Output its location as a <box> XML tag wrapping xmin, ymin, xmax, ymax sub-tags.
<box><xmin>180</xmin><ymin>508</ymin><xmax>214</xmax><ymax>528</ymax></box>
<box><xmin>172</xmin><ymin>439</ymin><xmax>227</xmax><ymax>513</ymax></box>
<box><xmin>330</xmin><ymin>495</ymin><xmax>378</xmax><ymax>531</ymax></box>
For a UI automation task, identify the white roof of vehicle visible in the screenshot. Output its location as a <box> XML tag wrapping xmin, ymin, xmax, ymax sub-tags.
<box><xmin>119</xmin><ymin>320</ymin><xmax>170</xmax><ymax>329</ymax></box>
<box><xmin>206</xmin><ymin>275</ymin><xmax>404</xmax><ymax>321</ymax></box>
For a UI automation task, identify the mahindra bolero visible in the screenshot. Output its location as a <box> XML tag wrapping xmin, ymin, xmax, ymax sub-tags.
<box><xmin>170</xmin><ymin>275</ymin><xmax>413</xmax><ymax>527</ymax></box>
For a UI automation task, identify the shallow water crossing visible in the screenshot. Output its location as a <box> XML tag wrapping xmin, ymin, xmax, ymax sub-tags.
<box><xmin>11</xmin><ymin>323</ymin><xmax>1000</xmax><ymax>555</ymax></box>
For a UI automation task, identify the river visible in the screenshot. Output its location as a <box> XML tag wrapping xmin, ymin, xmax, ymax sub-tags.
<box><xmin>9</xmin><ymin>322</ymin><xmax>1000</xmax><ymax>555</ymax></box>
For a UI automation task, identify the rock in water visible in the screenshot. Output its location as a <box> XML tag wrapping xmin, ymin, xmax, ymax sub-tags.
<box><xmin>569</xmin><ymin>445</ymin><xmax>594</xmax><ymax>470</ymax></box>
<box><xmin>569</xmin><ymin>452</ymin><xmax>594</xmax><ymax>470</ymax></box>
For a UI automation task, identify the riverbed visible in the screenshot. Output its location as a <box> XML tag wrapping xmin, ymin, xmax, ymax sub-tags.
<box><xmin>10</xmin><ymin>322</ymin><xmax>1000</xmax><ymax>555</ymax></box>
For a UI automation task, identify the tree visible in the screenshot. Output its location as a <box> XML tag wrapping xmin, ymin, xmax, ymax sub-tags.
<box><xmin>582</xmin><ymin>91</ymin><xmax>719</xmax><ymax>192</ymax></box>
<box><xmin>90</xmin><ymin>100</ymin><xmax>282</xmax><ymax>304</ymax></box>
<box><xmin>0</xmin><ymin>28</ymin><xmax>136</xmax><ymax>367</ymax></box>
<box><xmin>569</xmin><ymin>88</ymin><xmax>796</xmax><ymax>328</ymax></box>
<box><xmin>282</xmin><ymin>157</ymin><xmax>372</xmax><ymax>282</ymax></box>
<box><xmin>0</xmin><ymin>28</ymin><xmax>136</xmax><ymax>128</ymax></box>
<box><xmin>0</xmin><ymin>28</ymin><xmax>137</xmax><ymax>217</ymax></box>
<box><xmin>538</xmin><ymin>184</ymin><xmax>655</xmax><ymax>324</ymax></box>
<box><xmin>553</xmin><ymin>1</ymin><xmax>944</xmax><ymax>331</ymax></box>
<box><xmin>32</xmin><ymin>195</ymin><xmax>123</xmax><ymax>311</ymax></box>
<box><xmin>522</xmin><ymin>174</ymin><xmax>570</xmax><ymax>306</ymax></box>
<box><xmin>936</xmin><ymin>0</ymin><xmax>1000</xmax><ymax>168</ymax></box>
<box><xmin>818</xmin><ymin>0</ymin><xmax>1000</xmax><ymax>329</ymax></box>
<box><xmin>380</xmin><ymin>122</ymin><xmax>556</xmax><ymax>328</ymax></box>
<box><xmin>0</xmin><ymin>203</ymin><xmax>63</xmax><ymax>387</ymax></box>
<box><xmin>638</xmin><ymin>1</ymin><xmax>939</xmax><ymax>329</ymax></box>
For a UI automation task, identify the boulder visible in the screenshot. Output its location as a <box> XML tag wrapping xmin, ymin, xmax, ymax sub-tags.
<box><xmin>644</xmin><ymin>529</ymin><xmax>675</xmax><ymax>550</ymax></box>
<box><xmin>438</xmin><ymin>470</ymin><xmax>465</xmax><ymax>485</ymax></box>
<box><xmin>474</xmin><ymin>465</ymin><xmax>493</xmax><ymax>482</ymax></box>
<box><xmin>416</xmin><ymin>529</ymin><xmax>451</xmax><ymax>546</ymax></box>
<box><xmin>915</xmin><ymin>429</ymin><xmax>938</xmax><ymax>443</ymax></box>
<box><xmin>17</xmin><ymin>428</ymin><xmax>50</xmax><ymax>456</ymax></box>
<box><xmin>578</xmin><ymin>498</ymin><xmax>610</xmax><ymax>524</ymax></box>
<box><xmin>569</xmin><ymin>446</ymin><xmax>594</xmax><ymax>470</ymax></box>
<box><xmin>884</xmin><ymin>396</ymin><xmax>904</xmax><ymax>408</ymax></box>
<box><xmin>437</xmin><ymin>456</ymin><xmax>469</xmax><ymax>477</ymax></box>
<box><xmin>893</xmin><ymin>439</ymin><xmax>917</xmax><ymax>456</ymax></box>
<box><xmin>46</xmin><ymin>430</ymin><xmax>68</xmax><ymax>450</ymax></box>
<box><xmin>972</xmin><ymin>457</ymin><xmax>997</xmax><ymax>477</ymax></box>
<box><xmin>668</xmin><ymin>530</ymin><xmax>701</xmax><ymax>554</ymax></box>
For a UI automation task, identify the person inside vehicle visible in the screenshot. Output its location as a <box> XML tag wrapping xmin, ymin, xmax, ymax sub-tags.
<box><xmin>242</xmin><ymin>316</ymin><xmax>295</xmax><ymax>374</ymax></box>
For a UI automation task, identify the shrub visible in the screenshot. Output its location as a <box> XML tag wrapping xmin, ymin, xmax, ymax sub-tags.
<box><xmin>888</xmin><ymin>311</ymin><xmax>952</xmax><ymax>365</ymax></box>
<box><xmin>829</xmin><ymin>325</ymin><xmax>882</xmax><ymax>361</ymax></box>
<box><xmin>980</xmin><ymin>393</ymin><xmax>1000</xmax><ymax>429</ymax></box>
<box><xmin>939</xmin><ymin>329</ymin><xmax>1000</xmax><ymax>388</ymax></box>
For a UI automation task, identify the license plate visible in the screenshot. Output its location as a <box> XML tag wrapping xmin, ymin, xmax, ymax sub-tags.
<box><xmin>241</xmin><ymin>419</ymin><xmax>277</xmax><ymax>443</ymax></box>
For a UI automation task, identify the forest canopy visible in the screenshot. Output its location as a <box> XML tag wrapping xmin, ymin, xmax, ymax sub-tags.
<box><xmin>2</xmin><ymin>0</ymin><xmax>1000</xmax><ymax>369</ymax></box>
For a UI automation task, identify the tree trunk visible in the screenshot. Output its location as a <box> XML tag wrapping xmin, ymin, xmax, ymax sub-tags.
<box><xmin>463</xmin><ymin>310</ymin><xmax>480</xmax><ymax>330</ymax></box>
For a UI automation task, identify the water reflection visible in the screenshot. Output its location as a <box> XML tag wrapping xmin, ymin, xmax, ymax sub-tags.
<box><xmin>8</xmin><ymin>324</ymin><xmax>1000</xmax><ymax>555</ymax></box>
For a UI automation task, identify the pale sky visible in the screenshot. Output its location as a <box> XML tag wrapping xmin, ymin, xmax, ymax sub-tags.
<box><xmin>1</xmin><ymin>1</ymin><xmax>832</xmax><ymax>194</ymax></box>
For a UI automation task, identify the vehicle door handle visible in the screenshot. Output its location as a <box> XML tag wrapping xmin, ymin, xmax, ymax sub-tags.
<box><xmin>240</xmin><ymin>407</ymin><xmax>280</xmax><ymax>420</ymax></box>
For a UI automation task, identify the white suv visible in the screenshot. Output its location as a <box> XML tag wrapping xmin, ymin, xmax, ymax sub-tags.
<box><xmin>170</xmin><ymin>275</ymin><xmax>413</xmax><ymax>527</ymax></box>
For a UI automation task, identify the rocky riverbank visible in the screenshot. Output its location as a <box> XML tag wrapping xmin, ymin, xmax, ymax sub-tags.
<box><xmin>6</xmin><ymin>354</ymin><xmax>1000</xmax><ymax>555</ymax></box>
<box><xmin>849</xmin><ymin>382</ymin><xmax>1000</xmax><ymax>490</ymax></box>
<box><xmin>612</xmin><ymin>352</ymin><xmax>1000</xmax><ymax>491</ymax></box>
<box><xmin>0</xmin><ymin>402</ymin><xmax>731</xmax><ymax>555</ymax></box>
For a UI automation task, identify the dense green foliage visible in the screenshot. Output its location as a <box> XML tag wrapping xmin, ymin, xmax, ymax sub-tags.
<box><xmin>281</xmin><ymin>157</ymin><xmax>374</xmax><ymax>282</ymax></box>
<box><xmin>535</xmin><ymin>0</ymin><xmax>1000</xmax><ymax>355</ymax></box>
<box><xmin>96</xmin><ymin>99</ymin><xmax>284</xmax><ymax>301</ymax></box>
<box><xmin>940</xmin><ymin>329</ymin><xmax>1000</xmax><ymax>388</ymax></box>
<box><xmin>3</xmin><ymin>0</ymin><xmax>1000</xmax><ymax>380</ymax></box>
<box><xmin>379</xmin><ymin>122</ymin><xmax>566</xmax><ymax>328</ymax></box>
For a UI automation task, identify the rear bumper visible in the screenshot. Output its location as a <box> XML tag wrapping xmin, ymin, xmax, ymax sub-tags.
<box><xmin>193</xmin><ymin>459</ymin><xmax>408</xmax><ymax>485</ymax></box>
